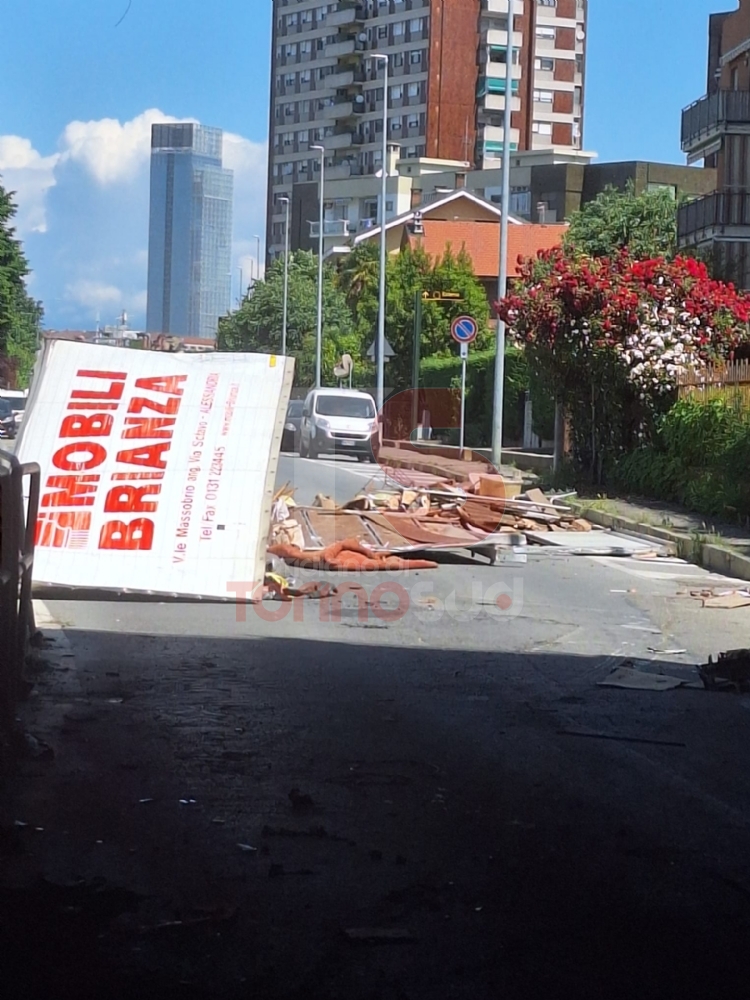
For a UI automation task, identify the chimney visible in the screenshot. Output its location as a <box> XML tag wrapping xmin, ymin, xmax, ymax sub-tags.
<box><xmin>455</xmin><ymin>172</ymin><xmax>466</xmax><ymax>189</ymax></box>
<box><xmin>411</xmin><ymin>187</ymin><xmax>423</xmax><ymax>209</ymax></box>
<box><xmin>537</xmin><ymin>202</ymin><xmax>547</xmax><ymax>224</ymax></box>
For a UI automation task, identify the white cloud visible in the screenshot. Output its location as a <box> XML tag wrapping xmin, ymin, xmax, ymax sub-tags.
<box><xmin>65</xmin><ymin>279</ymin><xmax>123</xmax><ymax>310</ymax></box>
<box><xmin>0</xmin><ymin>135</ymin><xmax>59</xmax><ymax>233</ymax></box>
<box><xmin>0</xmin><ymin>111</ymin><xmax>269</xmax><ymax>329</ymax></box>
<box><xmin>60</xmin><ymin>108</ymin><xmax>188</xmax><ymax>186</ymax></box>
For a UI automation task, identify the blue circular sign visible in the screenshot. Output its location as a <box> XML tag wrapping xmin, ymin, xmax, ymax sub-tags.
<box><xmin>451</xmin><ymin>315</ymin><xmax>478</xmax><ymax>345</ymax></box>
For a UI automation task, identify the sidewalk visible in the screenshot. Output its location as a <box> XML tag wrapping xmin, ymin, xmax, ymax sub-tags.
<box><xmin>570</xmin><ymin>494</ymin><xmax>750</xmax><ymax>582</ymax></box>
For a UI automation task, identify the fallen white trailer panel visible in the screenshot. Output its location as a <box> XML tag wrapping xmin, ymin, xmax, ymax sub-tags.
<box><xmin>16</xmin><ymin>340</ymin><xmax>293</xmax><ymax>599</ymax></box>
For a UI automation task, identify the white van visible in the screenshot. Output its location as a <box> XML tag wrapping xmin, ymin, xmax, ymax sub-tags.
<box><xmin>299</xmin><ymin>388</ymin><xmax>377</xmax><ymax>461</ymax></box>
<box><xmin>0</xmin><ymin>389</ymin><xmax>28</xmax><ymax>433</ymax></box>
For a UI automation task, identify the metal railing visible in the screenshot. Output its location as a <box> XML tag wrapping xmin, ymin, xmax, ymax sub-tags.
<box><xmin>0</xmin><ymin>449</ymin><xmax>40</xmax><ymax>728</ymax></box>
<box><xmin>677</xmin><ymin>192</ymin><xmax>750</xmax><ymax>244</ymax></box>
<box><xmin>681</xmin><ymin>90</ymin><xmax>750</xmax><ymax>151</ymax></box>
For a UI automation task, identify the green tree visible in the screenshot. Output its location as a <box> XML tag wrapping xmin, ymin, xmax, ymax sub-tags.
<box><xmin>0</xmin><ymin>183</ymin><xmax>42</xmax><ymax>387</ymax></box>
<box><xmin>564</xmin><ymin>181</ymin><xmax>679</xmax><ymax>260</ymax></box>
<box><xmin>338</xmin><ymin>242</ymin><xmax>491</xmax><ymax>390</ymax></box>
<box><xmin>218</xmin><ymin>250</ymin><xmax>362</xmax><ymax>386</ymax></box>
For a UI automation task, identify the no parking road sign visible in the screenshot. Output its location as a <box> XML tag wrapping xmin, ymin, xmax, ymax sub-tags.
<box><xmin>451</xmin><ymin>315</ymin><xmax>478</xmax><ymax>345</ymax></box>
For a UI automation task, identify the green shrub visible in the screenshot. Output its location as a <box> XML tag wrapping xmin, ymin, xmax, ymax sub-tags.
<box><xmin>615</xmin><ymin>397</ymin><xmax>750</xmax><ymax>519</ymax></box>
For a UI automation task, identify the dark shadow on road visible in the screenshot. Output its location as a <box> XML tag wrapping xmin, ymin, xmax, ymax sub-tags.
<box><xmin>2</xmin><ymin>631</ymin><xmax>750</xmax><ymax>1000</ymax></box>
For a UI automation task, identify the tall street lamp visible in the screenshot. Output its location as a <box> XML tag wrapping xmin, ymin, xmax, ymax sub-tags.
<box><xmin>368</xmin><ymin>53</ymin><xmax>389</xmax><ymax>412</ymax></box>
<box><xmin>254</xmin><ymin>235</ymin><xmax>262</xmax><ymax>282</ymax></box>
<box><xmin>492</xmin><ymin>0</ymin><xmax>515</xmax><ymax>469</ymax></box>
<box><xmin>279</xmin><ymin>196</ymin><xmax>291</xmax><ymax>357</ymax></box>
<box><xmin>311</xmin><ymin>144</ymin><xmax>326</xmax><ymax>389</ymax></box>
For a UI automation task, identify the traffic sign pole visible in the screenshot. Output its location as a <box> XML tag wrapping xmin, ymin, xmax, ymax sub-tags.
<box><xmin>459</xmin><ymin>341</ymin><xmax>468</xmax><ymax>454</ymax></box>
<box><xmin>450</xmin><ymin>316</ymin><xmax>477</xmax><ymax>455</ymax></box>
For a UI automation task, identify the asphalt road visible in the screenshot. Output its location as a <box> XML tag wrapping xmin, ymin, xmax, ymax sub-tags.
<box><xmin>4</xmin><ymin>455</ymin><xmax>750</xmax><ymax>999</ymax></box>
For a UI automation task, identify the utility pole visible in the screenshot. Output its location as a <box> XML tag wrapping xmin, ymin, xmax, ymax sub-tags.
<box><xmin>311</xmin><ymin>144</ymin><xmax>326</xmax><ymax>388</ymax></box>
<box><xmin>491</xmin><ymin>0</ymin><xmax>515</xmax><ymax>470</ymax></box>
<box><xmin>411</xmin><ymin>290</ymin><xmax>422</xmax><ymax>437</ymax></box>
<box><xmin>279</xmin><ymin>196</ymin><xmax>291</xmax><ymax>356</ymax></box>
<box><xmin>369</xmin><ymin>53</ymin><xmax>390</xmax><ymax>412</ymax></box>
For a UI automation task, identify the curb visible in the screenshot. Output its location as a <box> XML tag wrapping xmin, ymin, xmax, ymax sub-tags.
<box><xmin>570</xmin><ymin>502</ymin><xmax>750</xmax><ymax>583</ymax></box>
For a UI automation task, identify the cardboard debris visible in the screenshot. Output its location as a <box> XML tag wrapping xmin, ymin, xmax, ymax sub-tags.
<box><xmin>313</xmin><ymin>494</ymin><xmax>337</xmax><ymax>510</ymax></box>
<box><xmin>598</xmin><ymin>666</ymin><xmax>686</xmax><ymax>691</ymax></box>
<box><xmin>702</xmin><ymin>593</ymin><xmax>750</xmax><ymax>610</ymax></box>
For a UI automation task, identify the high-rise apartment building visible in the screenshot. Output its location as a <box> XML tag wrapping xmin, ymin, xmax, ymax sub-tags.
<box><xmin>266</xmin><ymin>0</ymin><xmax>587</xmax><ymax>259</ymax></box>
<box><xmin>679</xmin><ymin>0</ymin><xmax>750</xmax><ymax>288</ymax></box>
<box><xmin>147</xmin><ymin>123</ymin><xmax>234</xmax><ymax>340</ymax></box>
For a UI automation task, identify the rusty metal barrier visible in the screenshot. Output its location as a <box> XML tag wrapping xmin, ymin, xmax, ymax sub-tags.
<box><xmin>0</xmin><ymin>448</ymin><xmax>40</xmax><ymax>728</ymax></box>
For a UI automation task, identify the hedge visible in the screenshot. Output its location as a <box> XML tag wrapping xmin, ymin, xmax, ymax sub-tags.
<box><xmin>420</xmin><ymin>346</ymin><xmax>554</xmax><ymax>447</ymax></box>
<box><xmin>616</xmin><ymin>397</ymin><xmax>750</xmax><ymax>519</ymax></box>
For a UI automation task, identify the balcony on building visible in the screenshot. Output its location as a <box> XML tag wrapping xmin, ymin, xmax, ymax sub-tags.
<box><xmin>328</xmin><ymin>37</ymin><xmax>358</xmax><ymax>59</ymax></box>
<box><xmin>327</xmin><ymin>2</ymin><xmax>367</xmax><ymax>30</ymax></box>
<box><xmin>677</xmin><ymin>191</ymin><xmax>750</xmax><ymax>247</ymax></box>
<box><xmin>681</xmin><ymin>90</ymin><xmax>750</xmax><ymax>162</ymax></box>
<box><xmin>328</xmin><ymin>69</ymin><xmax>355</xmax><ymax>90</ymax></box>
<box><xmin>309</xmin><ymin>219</ymin><xmax>351</xmax><ymax>238</ymax></box>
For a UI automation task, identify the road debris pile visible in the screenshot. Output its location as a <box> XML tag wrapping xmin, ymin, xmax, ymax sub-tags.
<box><xmin>270</xmin><ymin>480</ymin><xmax>593</xmax><ymax>562</ymax></box>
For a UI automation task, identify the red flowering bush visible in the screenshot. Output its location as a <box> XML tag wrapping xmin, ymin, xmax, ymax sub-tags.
<box><xmin>495</xmin><ymin>249</ymin><xmax>750</xmax><ymax>479</ymax></box>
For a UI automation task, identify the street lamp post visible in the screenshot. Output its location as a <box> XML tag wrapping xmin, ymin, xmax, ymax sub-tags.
<box><xmin>368</xmin><ymin>53</ymin><xmax>389</xmax><ymax>413</ymax></box>
<box><xmin>491</xmin><ymin>0</ymin><xmax>515</xmax><ymax>470</ymax></box>
<box><xmin>238</xmin><ymin>267</ymin><xmax>243</xmax><ymax>307</ymax></box>
<box><xmin>311</xmin><ymin>144</ymin><xmax>326</xmax><ymax>389</ymax></box>
<box><xmin>279</xmin><ymin>196</ymin><xmax>291</xmax><ymax>357</ymax></box>
<box><xmin>254</xmin><ymin>235</ymin><xmax>262</xmax><ymax>282</ymax></box>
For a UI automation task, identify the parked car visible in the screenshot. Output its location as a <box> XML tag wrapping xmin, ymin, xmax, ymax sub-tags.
<box><xmin>0</xmin><ymin>397</ymin><xmax>17</xmax><ymax>439</ymax></box>
<box><xmin>282</xmin><ymin>399</ymin><xmax>304</xmax><ymax>452</ymax></box>
<box><xmin>299</xmin><ymin>388</ymin><xmax>377</xmax><ymax>461</ymax></box>
<box><xmin>0</xmin><ymin>390</ymin><xmax>27</xmax><ymax>433</ymax></box>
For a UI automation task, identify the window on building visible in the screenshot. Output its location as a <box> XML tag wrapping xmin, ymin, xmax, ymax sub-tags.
<box><xmin>732</xmin><ymin>67</ymin><xmax>740</xmax><ymax>91</ymax></box>
<box><xmin>394</xmin><ymin>22</ymin><xmax>404</xmax><ymax>36</ymax></box>
<box><xmin>410</xmin><ymin>50</ymin><xmax>422</xmax><ymax>64</ymax></box>
<box><xmin>490</xmin><ymin>46</ymin><xmax>520</xmax><ymax>65</ymax></box>
<box><xmin>532</xmin><ymin>121</ymin><xmax>553</xmax><ymax>135</ymax></box>
<box><xmin>407</xmin><ymin>114</ymin><xmax>419</xmax><ymax>128</ymax></box>
<box><xmin>410</xmin><ymin>18</ymin><xmax>424</xmax><ymax>32</ymax></box>
<box><xmin>378</xmin><ymin>25</ymin><xmax>388</xmax><ymax>38</ymax></box>
<box><xmin>393</xmin><ymin>52</ymin><xmax>404</xmax><ymax>67</ymax></box>
<box><xmin>407</xmin><ymin>82</ymin><xmax>420</xmax><ymax>98</ymax></box>
<box><xmin>535</xmin><ymin>57</ymin><xmax>555</xmax><ymax>71</ymax></box>
<box><xmin>534</xmin><ymin>89</ymin><xmax>554</xmax><ymax>103</ymax></box>
<box><xmin>391</xmin><ymin>84</ymin><xmax>404</xmax><ymax>100</ymax></box>
<box><xmin>536</xmin><ymin>26</ymin><xmax>556</xmax><ymax>39</ymax></box>
<box><xmin>391</xmin><ymin>116</ymin><xmax>402</xmax><ymax>131</ymax></box>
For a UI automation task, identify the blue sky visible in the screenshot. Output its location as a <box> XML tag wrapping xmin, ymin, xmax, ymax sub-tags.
<box><xmin>0</xmin><ymin>0</ymin><xmax>734</xmax><ymax>330</ymax></box>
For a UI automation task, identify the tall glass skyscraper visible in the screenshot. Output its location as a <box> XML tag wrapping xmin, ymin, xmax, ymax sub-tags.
<box><xmin>147</xmin><ymin>123</ymin><xmax>233</xmax><ymax>340</ymax></box>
